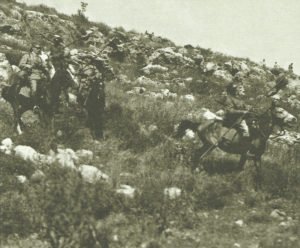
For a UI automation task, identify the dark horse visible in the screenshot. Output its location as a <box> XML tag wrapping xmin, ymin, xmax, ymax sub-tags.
<box><xmin>1</xmin><ymin>73</ymin><xmax>54</xmax><ymax>134</ymax></box>
<box><xmin>176</xmin><ymin>105</ymin><xmax>297</xmax><ymax>175</ymax></box>
<box><xmin>50</xmin><ymin>68</ymin><xmax>76</xmax><ymax>113</ymax></box>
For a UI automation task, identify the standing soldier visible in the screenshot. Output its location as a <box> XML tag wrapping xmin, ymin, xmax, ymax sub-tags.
<box><xmin>288</xmin><ymin>63</ymin><xmax>294</xmax><ymax>74</ymax></box>
<box><xmin>77</xmin><ymin>54</ymin><xmax>106</xmax><ymax>139</ymax></box>
<box><xmin>19</xmin><ymin>44</ymin><xmax>48</xmax><ymax>112</ymax></box>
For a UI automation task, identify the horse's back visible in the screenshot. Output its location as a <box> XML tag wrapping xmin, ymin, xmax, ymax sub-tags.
<box><xmin>200</xmin><ymin>121</ymin><xmax>249</xmax><ymax>153</ymax></box>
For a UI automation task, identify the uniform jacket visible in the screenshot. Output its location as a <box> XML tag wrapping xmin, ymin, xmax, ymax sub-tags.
<box><xmin>19</xmin><ymin>53</ymin><xmax>47</xmax><ymax>80</ymax></box>
<box><xmin>50</xmin><ymin>45</ymin><xmax>70</xmax><ymax>70</ymax></box>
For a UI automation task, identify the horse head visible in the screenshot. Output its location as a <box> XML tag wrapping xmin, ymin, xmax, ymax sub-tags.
<box><xmin>271</xmin><ymin>107</ymin><xmax>297</xmax><ymax>129</ymax></box>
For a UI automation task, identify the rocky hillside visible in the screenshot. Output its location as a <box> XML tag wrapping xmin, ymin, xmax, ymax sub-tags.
<box><xmin>1</xmin><ymin>0</ymin><xmax>300</xmax><ymax>145</ymax></box>
<box><xmin>0</xmin><ymin>1</ymin><xmax>299</xmax><ymax>248</ymax></box>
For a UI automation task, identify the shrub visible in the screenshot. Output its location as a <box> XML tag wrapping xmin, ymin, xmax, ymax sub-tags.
<box><xmin>15</xmin><ymin>125</ymin><xmax>54</xmax><ymax>154</ymax></box>
<box><xmin>91</xmin><ymin>21</ymin><xmax>111</xmax><ymax>36</ymax></box>
<box><xmin>24</xmin><ymin>4</ymin><xmax>58</xmax><ymax>15</ymax></box>
<box><xmin>2</xmin><ymin>49</ymin><xmax>24</xmax><ymax>65</ymax></box>
<box><xmin>0</xmin><ymin>192</ymin><xmax>35</xmax><ymax>236</ymax></box>
<box><xmin>0</xmin><ymin>153</ymin><xmax>35</xmax><ymax>179</ymax></box>
<box><xmin>0</xmin><ymin>37</ymin><xmax>28</xmax><ymax>51</ymax></box>
<box><xmin>192</xmin><ymin>173</ymin><xmax>233</xmax><ymax>209</ymax></box>
<box><xmin>36</xmin><ymin>166</ymin><xmax>118</xmax><ymax>247</ymax></box>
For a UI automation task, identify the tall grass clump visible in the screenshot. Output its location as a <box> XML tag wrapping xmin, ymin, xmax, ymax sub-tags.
<box><xmin>27</xmin><ymin>165</ymin><xmax>119</xmax><ymax>248</ymax></box>
<box><xmin>192</xmin><ymin>173</ymin><xmax>233</xmax><ymax>209</ymax></box>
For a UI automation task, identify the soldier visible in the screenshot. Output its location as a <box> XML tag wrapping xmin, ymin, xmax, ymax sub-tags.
<box><xmin>19</xmin><ymin>44</ymin><xmax>48</xmax><ymax>112</ymax></box>
<box><xmin>288</xmin><ymin>63</ymin><xmax>294</xmax><ymax>74</ymax></box>
<box><xmin>267</xmin><ymin>73</ymin><xmax>289</xmax><ymax>97</ymax></box>
<box><xmin>50</xmin><ymin>35</ymin><xmax>76</xmax><ymax>109</ymax></box>
<box><xmin>219</xmin><ymin>82</ymin><xmax>251</xmax><ymax>138</ymax></box>
<box><xmin>50</xmin><ymin>35</ymin><xmax>71</xmax><ymax>72</ymax></box>
<box><xmin>260</xmin><ymin>58</ymin><xmax>266</xmax><ymax>69</ymax></box>
<box><xmin>77</xmin><ymin>54</ymin><xmax>106</xmax><ymax>138</ymax></box>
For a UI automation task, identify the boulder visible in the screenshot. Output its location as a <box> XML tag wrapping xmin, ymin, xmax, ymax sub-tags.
<box><xmin>14</xmin><ymin>145</ymin><xmax>39</xmax><ymax>163</ymax></box>
<box><xmin>116</xmin><ymin>184</ymin><xmax>136</xmax><ymax>198</ymax></box>
<box><xmin>213</xmin><ymin>70</ymin><xmax>233</xmax><ymax>82</ymax></box>
<box><xmin>0</xmin><ymin>52</ymin><xmax>12</xmax><ymax>83</ymax></box>
<box><xmin>30</xmin><ymin>169</ymin><xmax>46</xmax><ymax>183</ymax></box>
<box><xmin>204</xmin><ymin>62</ymin><xmax>218</xmax><ymax>72</ymax></box>
<box><xmin>16</xmin><ymin>175</ymin><xmax>27</xmax><ymax>183</ymax></box>
<box><xmin>183</xmin><ymin>129</ymin><xmax>196</xmax><ymax>140</ymax></box>
<box><xmin>164</xmin><ymin>187</ymin><xmax>181</xmax><ymax>199</ymax></box>
<box><xmin>148</xmin><ymin>47</ymin><xmax>194</xmax><ymax>65</ymax></box>
<box><xmin>76</xmin><ymin>149</ymin><xmax>93</xmax><ymax>164</ymax></box>
<box><xmin>55</xmin><ymin>148</ymin><xmax>78</xmax><ymax>169</ymax></box>
<box><xmin>180</xmin><ymin>94</ymin><xmax>195</xmax><ymax>102</ymax></box>
<box><xmin>136</xmin><ymin>76</ymin><xmax>158</xmax><ymax>86</ymax></box>
<box><xmin>0</xmin><ymin>138</ymin><xmax>13</xmax><ymax>155</ymax></box>
<box><xmin>78</xmin><ymin>164</ymin><xmax>109</xmax><ymax>183</ymax></box>
<box><xmin>142</xmin><ymin>64</ymin><xmax>168</xmax><ymax>75</ymax></box>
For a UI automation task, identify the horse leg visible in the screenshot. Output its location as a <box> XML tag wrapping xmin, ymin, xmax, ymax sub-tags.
<box><xmin>254</xmin><ymin>157</ymin><xmax>262</xmax><ymax>191</ymax></box>
<box><xmin>63</xmin><ymin>88</ymin><xmax>69</xmax><ymax>105</ymax></box>
<box><xmin>191</xmin><ymin>144</ymin><xmax>215</xmax><ymax>171</ymax></box>
<box><xmin>12</xmin><ymin>103</ymin><xmax>23</xmax><ymax>135</ymax></box>
<box><xmin>238</xmin><ymin>154</ymin><xmax>247</xmax><ymax>171</ymax></box>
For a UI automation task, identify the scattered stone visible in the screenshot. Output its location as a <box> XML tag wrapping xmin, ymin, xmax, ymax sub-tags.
<box><xmin>14</xmin><ymin>145</ymin><xmax>39</xmax><ymax>163</ymax></box>
<box><xmin>76</xmin><ymin>149</ymin><xmax>93</xmax><ymax>164</ymax></box>
<box><xmin>30</xmin><ymin>170</ymin><xmax>45</xmax><ymax>183</ymax></box>
<box><xmin>235</xmin><ymin>220</ymin><xmax>244</xmax><ymax>227</ymax></box>
<box><xmin>16</xmin><ymin>175</ymin><xmax>27</xmax><ymax>183</ymax></box>
<box><xmin>164</xmin><ymin>187</ymin><xmax>182</xmax><ymax>199</ymax></box>
<box><xmin>183</xmin><ymin>129</ymin><xmax>196</xmax><ymax>140</ymax></box>
<box><xmin>180</xmin><ymin>94</ymin><xmax>195</xmax><ymax>102</ymax></box>
<box><xmin>78</xmin><ymin>164</ymin><xmax>109</xmax><ymax>183</ymax></box>
<box><xmin>116</xmin><ymin>184</ymin><xmax>135</xmax><ymax>198</ymax></box>
<box><xmin>270</xmin><ymin>209</ymin><xmax>286</xmax><ymax>220</ymax></box>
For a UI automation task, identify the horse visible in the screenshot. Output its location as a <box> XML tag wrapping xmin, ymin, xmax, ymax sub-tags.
<box><xmin>176</xmin><ymin>105</ymin><xmax>297</xmax><ymax>177</ymax></box>
<box><xmin>49</xmin><ymin>67</ymin><xmax>77</xmax><ymax>113</ymax></box>
<box><xmin>1</xmin><ymin>73</ymin><xmax>54</xmax><ymax>135</ymax></box>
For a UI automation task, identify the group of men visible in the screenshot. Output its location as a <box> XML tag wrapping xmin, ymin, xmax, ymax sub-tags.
<box><xmin>16</xmin><ymin>35</ymin><xmax>107</xmax><ymax>112</ymax></box>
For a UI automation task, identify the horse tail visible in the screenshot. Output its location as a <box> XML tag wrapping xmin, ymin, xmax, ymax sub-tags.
<box><xmin>175</xmin><ymin>119</ymin><xmax>200</xmax><ymax>138</ymax></box>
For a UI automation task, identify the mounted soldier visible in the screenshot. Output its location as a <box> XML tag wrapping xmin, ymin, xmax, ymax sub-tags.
<box><xmin>267</xmin><ymin>73</ymin><xmax>289</xmax><ymax>97</ymax></box>
<box><xmin>49</xmin><ymin>35</ymin><xmax>76</xmax><ymax>111</ymax></box>
<box><xmin>50</xmin><ymin>35</ymin><xmax>71</xmax><ymax>71</ymax></box>
<box><xmin>219</xmin><ymin>82</ymin><xmax>252</xmax><ymax>138</ymax></box>
<box><xmin>19</xmin><ymin>44</ymin><xmax>49</xmax><ymax>112</ymax></box>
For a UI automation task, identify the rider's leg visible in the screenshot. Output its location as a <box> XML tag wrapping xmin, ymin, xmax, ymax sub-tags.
<box><xmin>237</xmin><ymin>120</ymin><xmax>250</xmax><ymax>137</ymax></box>
<box><xmin>30</xmin><ymin>79</ymin><xmax>39</xmax><ymax>112</ymax></box>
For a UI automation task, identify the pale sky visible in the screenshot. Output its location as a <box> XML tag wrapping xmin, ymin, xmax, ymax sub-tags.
<box><xmin>18</xmin><ymin>0</ymin><xmax>300</xmax><ymax>74</ymax></box>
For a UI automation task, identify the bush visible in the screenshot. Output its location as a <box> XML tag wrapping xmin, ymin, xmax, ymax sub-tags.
<box><xmin>0</xmin><ymin>154</ymin><xmax>35</xmax><ymax>179</ymax></box>
<box><xmin>192</xmin><ymin>173</ymin><xmax>233</xmax><ymax>209</ymax></box>
<box><xmin>91</xmin><ymin>21</ymin><xmax>111</xmax><ymax>36</ymax></box>
<box><xmin>0</xmin><ymin>192</ymin><xmax>36</xmax><ymax>236</ymax></box>
<box><xmin>2</xmin><ymin>49</ymin><xmax>24</xmax><ymax>65</ymax></box>
<box><xmin>24</xmin><ymin>4</ymin><xmax>58</xmax><ymax>15</ymax></box>
<box><xmin>0</xmin><ymin>37</ymin><xmax>28</xmax><ymax>51</ymax></box>
<box><xmin>261</xmin><ymin>161</ymin><xmax>300</xmax><ymax>200</ymax></box>
<box><xmin>35</xmin><ymin>166</ymin><xmax>118</xmax><ymax>247</ymax></box>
